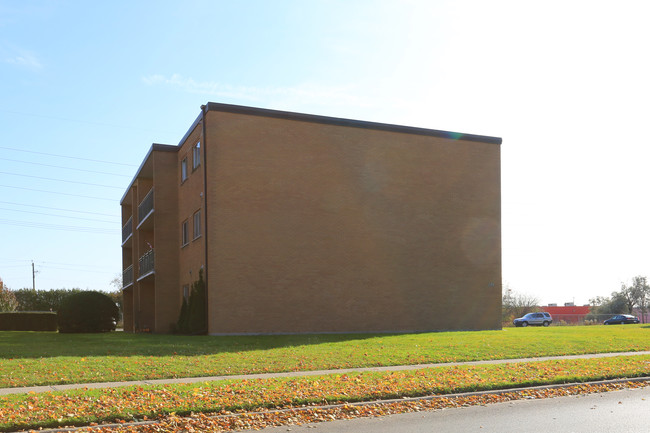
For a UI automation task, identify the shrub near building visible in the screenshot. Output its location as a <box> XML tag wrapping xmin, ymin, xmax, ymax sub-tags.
<box><xmin>58</xmin><ymin>291</ymin><xmax>119</xmax><ymax>333</ymax></box>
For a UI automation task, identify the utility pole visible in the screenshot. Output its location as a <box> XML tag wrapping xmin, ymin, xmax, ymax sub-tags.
<box><xmin>32</xmin><ymin>260</ymin><xmax>35</xmax><ymax>291</ymax></box>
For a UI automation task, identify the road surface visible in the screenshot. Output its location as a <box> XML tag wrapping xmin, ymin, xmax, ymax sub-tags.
<box><xmin>246</xmin><ymin>386</ymin><xmax>650</xmax><ymax>433</ymax></box>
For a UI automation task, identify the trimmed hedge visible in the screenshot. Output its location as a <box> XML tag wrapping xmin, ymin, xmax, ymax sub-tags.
<box><xmin>0</xmin><ymin>312</ymin><xmax>58</xmax><ymax>331</ymax></box>
<box><xmin>58</xmin><ymin>291</ymin><xmax>118</xmax><ymax>333</ymax></box>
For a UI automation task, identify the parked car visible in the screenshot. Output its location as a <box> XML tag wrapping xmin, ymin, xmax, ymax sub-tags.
<box><xmin>603</xmin><ymin>314</ymin><xmax>640</xmax><ymax>325</ymax></box>
<box><xmin>513</xmin><ymin>312</ymin><xmax>553</xmax><ymax>327</ymax></box>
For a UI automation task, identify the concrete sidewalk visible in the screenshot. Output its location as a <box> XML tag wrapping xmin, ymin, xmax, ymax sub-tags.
<box><xmin>2</xmin><ymin>350</ymin><xmax>649</xmax><ymax>396</ymax></box>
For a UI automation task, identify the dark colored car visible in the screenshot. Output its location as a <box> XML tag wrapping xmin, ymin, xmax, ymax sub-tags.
<box><xmin>513</xmin><ymin>312</ymin><xmax>553</xmax><ymax>327</ymax></box>
<box><xmin>603</xmin><ymin>314</ymin><xmax>640</xmax><ymax>325</ymax></box>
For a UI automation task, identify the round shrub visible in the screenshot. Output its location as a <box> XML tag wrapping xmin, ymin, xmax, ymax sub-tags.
<box><xmin>58</xmin><ymin>291</ymin><xmax>119</xmax><ymax>333</ymax></box>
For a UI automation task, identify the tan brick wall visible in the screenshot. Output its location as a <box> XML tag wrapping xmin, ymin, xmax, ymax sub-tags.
<box><xmin>204</xmin><ymin>111</ymin><xmax>501</xmax><ymax>334</ymax></box>
<box><xmin>151</xmin><ymin>150</ymin><xmax>181</xmax><ymax>333</ymax></box>
<box><xmin>176</xmin><ymin>124</ymin><xmax>207</xmax><ymax>315</ymax></box>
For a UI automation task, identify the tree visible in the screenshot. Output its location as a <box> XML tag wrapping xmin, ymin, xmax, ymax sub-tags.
<box><xmin>109</xmin><ymin>274</ymin><xmax>122</xmax><ymax>291</ymax></box>
<box><xmin>187</xmin><ymin>270</ymin><xmax>207</xmax><ymax>334</ymax></box>
<box><xmin>587</xmin><ymin>290</ymin><xmax>633</xmax><ymax>322</ymax></box>
<box><xmin>176</xmin><ymin>269</ymin><xmax>207</xmax><ymax>334</ymax></box>
<box><xmin>107</xmin><ymin>274</ymin><xmax>124</xmax><ymax>326</ymax></box>
<box><xmin>0</xmin><ymin>279</ymin><xmax>18</xmax><ymax>312</ymax></box>
<box><xmin>628</xmin><ymin>276</ymin><xmax>650</xmax><ymax>323</ymax></box>
<box><xmin>619</xmin><ymin>282</ymin><xmax>637</xmax><ymax>314</ymax></box>
<box><xmin>502</xmin><ymin>286</ymin><xmax>540</xmax><ymax>323</ymax></box>
<box><xmin>13</xmin><ymin>288</ymin><xmax>82</xmax><ymax>311</ymax></box>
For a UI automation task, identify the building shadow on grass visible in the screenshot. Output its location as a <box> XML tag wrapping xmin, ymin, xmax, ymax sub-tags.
<box><xmin>0</xmin><ymin>331</ymin><xmax>402</xmax><ymax>359</ymax></box>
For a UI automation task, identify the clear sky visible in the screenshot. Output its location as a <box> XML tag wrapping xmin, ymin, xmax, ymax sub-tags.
<box><xmin>1</xmin><ymin>0</ymin><xmax>649</xmax><ymax>306</ymax></box>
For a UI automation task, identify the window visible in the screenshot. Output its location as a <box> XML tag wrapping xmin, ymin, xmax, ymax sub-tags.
<box><xmin>182</xmin><ymin>285</ymin><xmax>190</xmax><ymax>301</ymax></box>
<box><xmin>192</xmin><ymin>142</ymin><xmax>201</xmax><ymax>169</ymax></box>
<box><xmin>181</xmin><ymin>220</ymin><xmax>189</xmax><ymax>246</ymax></box>
<box><xmin>181</xmin><ymin>158</ymin><xmax>188</xmax><ymax>182</ymax></box>
<box><xmin>193</xmin><ymin>210</ymin><xmax>201</xmax><ymax>239</ymax></box>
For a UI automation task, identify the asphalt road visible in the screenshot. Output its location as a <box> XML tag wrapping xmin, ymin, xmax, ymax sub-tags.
<box><xmin>247</xmin><ymin>386</ymin><xmax>650</xmax><ymax>433</ymax></box>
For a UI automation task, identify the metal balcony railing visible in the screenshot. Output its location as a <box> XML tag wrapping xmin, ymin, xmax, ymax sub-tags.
<box><xmin>138</xmin><ymin>249</ymin><xmax>154</xmax><ymax>279</ymax></box>
<box><xmin>122</xmin><ymin>217</ymin><xmax>133</xmax><ymax>244</ymax></box>
<box><xmin>122</xmin><ymin>265</ymin><xmax>133</xmax><ymax>288</ymax></box>
<box><xmin>138</xmin><ymin>188</ymin><xmax>154</xmax><ymax>223</ymax></box>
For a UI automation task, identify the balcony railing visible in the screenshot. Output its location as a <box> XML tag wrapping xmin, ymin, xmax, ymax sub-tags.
<box><xmin>122</xmin><ymin>217</ymin><xmax>133</xmax><ymax>244</ymax></box>
<box><xmin>123</xmin><ymin>265</ymin><xmax>133</xmax><ymax>288</ymax></box>
<box><xmin>138</xmin><ymin>188</ymin><xmax>154</xmax><ymax>224</ymax></box>
<box><xmin>138</xmin><ymin>249</ymin><xmax>154</xmax><ymax>279</ymax></box>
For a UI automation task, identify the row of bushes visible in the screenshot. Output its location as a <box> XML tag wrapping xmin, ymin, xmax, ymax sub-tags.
<box><xmin>0</xmin><ymin>291</ymin><xmax>119</xmax><ymax>333</ymax></box>
<box><xmin>0</xmin><ymin>312</ymin><xmax>58</xmax><ymax>331</ymax></box>
<box><xmin>6</xmin><ymin>288</ymin><xmax>123</xmax><ymax>316</ymax></box>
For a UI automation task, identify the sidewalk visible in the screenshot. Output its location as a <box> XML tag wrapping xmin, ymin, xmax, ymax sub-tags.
<box><xmin>2</xmin><ymin>350</ymin><xmax>649</xmax><ymax>396</ymax></box>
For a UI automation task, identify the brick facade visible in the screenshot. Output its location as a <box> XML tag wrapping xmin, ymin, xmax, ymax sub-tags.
<box><xmin>121</xmin><ymin>103</ymin><xmax>502</xmax><ymax>334</ymax></box>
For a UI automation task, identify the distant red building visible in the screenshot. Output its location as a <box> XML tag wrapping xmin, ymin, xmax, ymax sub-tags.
<box><xmin>544</xmin><ymin>305</ymin><xmax>591</xmax><ymax>324</ymax></box>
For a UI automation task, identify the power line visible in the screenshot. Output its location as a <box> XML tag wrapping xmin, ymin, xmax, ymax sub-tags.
<box><xmin>0</xmin><ymin>207</ymin><xmax>115</xmax><ymax>224</ymax></box>
<box><xmin>0</xmin><ymin>157</ymin><xmax>131</xmax><ymax>177</ymax></box>
<box><xmin>0</xmin><ymin>145</ymin><xmax>138</xmax><ymax>167</ymax></box>
<box><xmin>34</xmin><ymin>265</ymin><xmax>115</xmax><ymax>274</ymax></box>
<box><xmin>0</xmin><ymin>218</ymin><xmax>118</xmax><ymax>234</ymax></box>
<box><xmin>0</xmin><ymin>171</ymin><xmax>124</xmax><ymax>189</ymax></box>
<box><xmin>0</xmin><ymin>264</ymin><xmax>32</xmax><ymax>269</ymax></box>
<box><xmin>0</xmin><ymin>259</ymin><xmax>114</xmax><ymax>272</ymax></box>
<box><xmin>35</xmin><ymin>260</ymin><xmax>115</xmax><ymax>271</ymax></box>
<box><xmin>0</xmin><ymin>108</ymin><xmax>176</xmax><ymax>135</ymax></box>
<box><xmin>0</xmin><ymin>184</ymin><xmax>116</xmax><ymax>201</ymax></box>
<box><xmin>0</xmin><ymin>201</ymin><xmax>116</xmax><ymax>217</ymax></box>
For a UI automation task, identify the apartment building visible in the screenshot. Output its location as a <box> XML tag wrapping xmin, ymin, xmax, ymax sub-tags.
<box><xmin>120</xmin><ymin>103</ymin><xmax>502</xmax><ymax>334</ymax></box>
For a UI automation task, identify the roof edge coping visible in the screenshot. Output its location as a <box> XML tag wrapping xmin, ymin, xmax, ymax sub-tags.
<box><xmin>204</xmin><ymin>102</ymin><xmax>502</xmax><ymax>145</ymax></box>
<box><xmin>120</xmin><ymin>143</ymin><xmax>177</xmax><ymax>204</ymax></box>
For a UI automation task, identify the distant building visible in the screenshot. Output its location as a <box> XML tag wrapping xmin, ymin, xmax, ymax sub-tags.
<box><xmin>544</xmin><ymin>305</ymin><xmax>591</xmax><ymax>324</ymax></box>
<box><xmin>120</xmin><ymin>103</ymin><xmax>502</xmax><ymax>334</ymax></box>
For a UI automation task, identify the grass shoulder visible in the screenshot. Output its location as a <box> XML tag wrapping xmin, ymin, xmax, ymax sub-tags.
<box><xmin>1</xmin><ymin>325</ymin><xmax>649</xmax><ymax>389</ymax></box>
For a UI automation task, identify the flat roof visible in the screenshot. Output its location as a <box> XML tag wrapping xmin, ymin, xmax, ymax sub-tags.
<box><xmin>203</xmin><ymin>102</ymin><xmax>502</xmax><ymax>145</ymax></box>
<box><xmin>177</xmin><ymin>102</ymin><xmax>502</xmax><ymax>148</ymax></box>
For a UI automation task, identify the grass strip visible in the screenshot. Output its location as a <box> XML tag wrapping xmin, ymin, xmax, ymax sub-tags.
<box><xmin>2</xmin><ymin>325</ymin><xmax>650</xmax><ymax>388</ymax></box>
<box><xmin>1</xmin><ymin>354</ymin><xmax>649</xmax><ymax>432</ymax></box>
<box><xmin>81</xmin><ymin>381</ymin><xmax>650</xmax><ymax>433</ymax></box>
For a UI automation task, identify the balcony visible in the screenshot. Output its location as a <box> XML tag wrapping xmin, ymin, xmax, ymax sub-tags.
<box><xmin>122</xmin><ymin>265</ymin><xmax>133</xmax><ymax>288</ymax></box>
<box><xmin>138</xmin><ymin>249</ymin><xmax>154</xmax><ymax>280</ymax></box>
<box><xmin>137</xmin><ymin>188</ymin><xmax>154</xmax><ymax>229</ymax></box>
<box><xmin>122</xmin><ymin>217</ymin><xmax>133</xmax><ymax>246</ymax></box>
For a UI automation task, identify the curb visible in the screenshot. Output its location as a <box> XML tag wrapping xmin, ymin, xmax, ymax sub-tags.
<box><xmin>29</xmin><ymin>376</ymin><xmax>650</xmax><ymax>433</ymax></box>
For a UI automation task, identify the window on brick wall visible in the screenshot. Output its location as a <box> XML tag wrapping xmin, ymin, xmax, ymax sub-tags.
<box><xmin>193</xmin><ymin>210</ymin><xmax>201</xmax><ymax>240</ymax></box>
<box><xmin>181</xmin><ymin>220</ymin><xmax>189</xmax><ymax>246</ymax></box>
<box><xmin>192</xmin><ymin>142</ymin><xmax>201</xmax><ymax>169</ymax></box>
<box><xmin>181</xmin><ymin>158</ymin><xmax>188</xmax><ymax>182</ymax></box>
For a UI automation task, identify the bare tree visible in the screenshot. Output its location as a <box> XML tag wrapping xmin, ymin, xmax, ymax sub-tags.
<box><xmin>628</xmin><ymin>276</ymin><xmax>650</xmax><ymax>323</ymax></box>
<box><xmin>502</xmin><ymin>286</ymin><xmax>540</xmax><ymax>323</ymax></box>
<box><xmin>619</xmin><ymin>282</ymin><xmax>637</xmax><ymax>314</ymax></box>
<box><xmin>109</xmin><ymin>273</ymin><xmax>122</xmax><ymax>291</ymax></box>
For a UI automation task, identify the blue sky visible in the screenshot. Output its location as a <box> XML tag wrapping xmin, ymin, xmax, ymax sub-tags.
<box><xmin>1</xmin><ymin>0</ymin><xmax>649</xmax><ymax>305</ymax></box>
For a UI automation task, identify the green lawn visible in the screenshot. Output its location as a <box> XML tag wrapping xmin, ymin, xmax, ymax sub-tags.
<box><xmin>1</xmin><ymin>326</ymin><xmax>650</xmax><ymax>432</ymax></box>
<box><xmin>1</xmin><ymin>325</ymin><xmax>649</xmax><ymax>388</ymax></box>
<box><xmin>2</xmin><ymin>354</ymin><xmax>650</xmax><ymax>431</ymax></box>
